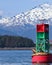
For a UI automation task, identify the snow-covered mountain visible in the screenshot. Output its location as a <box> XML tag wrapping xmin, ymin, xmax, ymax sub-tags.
<box><xmin>0</xmin><ymin>4</ymin><xmax>52</xmax><ymax>42</ymax></box>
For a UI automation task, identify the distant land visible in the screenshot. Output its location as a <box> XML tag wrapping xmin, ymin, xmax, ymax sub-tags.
<box><xmin>0</xmin><ymin>35</ymin><xmax>51</xmax><ymax>50</ymax></box>
<box><xmin>0</xmin><ymin>35</ymin><xmax>35</xmax><ymax>49</ymax></box>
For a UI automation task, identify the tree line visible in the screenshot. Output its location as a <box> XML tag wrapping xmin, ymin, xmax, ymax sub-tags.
<box><xmin>0</xmin><ymin>35</ymin><xmax>35</xmax><ymax>48</ymax></box>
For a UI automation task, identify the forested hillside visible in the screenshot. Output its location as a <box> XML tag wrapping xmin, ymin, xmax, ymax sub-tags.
<box><xmin>0</xmin><ymin>35</ymin><xmax>35</xmax><ymax>48</ymax></box>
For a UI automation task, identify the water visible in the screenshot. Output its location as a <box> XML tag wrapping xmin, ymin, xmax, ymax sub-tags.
<box><xmin>0</xmin><ymin>50</ymin><xmax>51</xmax><ymax>65</ymax></box>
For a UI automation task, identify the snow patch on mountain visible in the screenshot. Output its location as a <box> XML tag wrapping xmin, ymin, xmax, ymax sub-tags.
<box><xmin>0</xmin><ymin>4</ymin><xmax>52</xmax><ymax>28</ymax></box>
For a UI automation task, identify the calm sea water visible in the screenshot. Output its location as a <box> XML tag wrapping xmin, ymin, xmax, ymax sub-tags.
<box><xmin>0</xmin><ymin>50</ymin><xmax>51</xmax><ymax>65</ymax></box>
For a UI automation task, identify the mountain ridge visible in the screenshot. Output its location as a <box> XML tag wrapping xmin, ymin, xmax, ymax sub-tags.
<box><xmin>0</xmin><ymin>4</ymin><xmax>52</xmax><ymax>42</ymax></box>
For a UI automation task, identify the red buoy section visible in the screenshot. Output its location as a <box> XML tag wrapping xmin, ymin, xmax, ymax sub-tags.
<box><xmin>32</xmin><ymin>54</ymin><xmax>52</xmax><ymax>63</ymax></box>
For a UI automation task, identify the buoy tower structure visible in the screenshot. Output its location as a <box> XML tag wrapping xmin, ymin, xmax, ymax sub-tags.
<box><xmin>32</xmin><ymin>23</ymin><xmax>52</xmax><ymax>63</ymax></box>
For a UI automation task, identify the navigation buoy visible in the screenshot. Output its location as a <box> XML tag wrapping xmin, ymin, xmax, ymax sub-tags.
<box><xmin>32</xmin><ymin>23</ymin><xmax>52</xmax><ymax>63</ymax></box>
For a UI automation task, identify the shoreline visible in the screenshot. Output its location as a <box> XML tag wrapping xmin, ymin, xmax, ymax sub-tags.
<box><xmin>0</xmin><ymin>47</ymin><xmax>35</xmax><ymax>50</ymax></box>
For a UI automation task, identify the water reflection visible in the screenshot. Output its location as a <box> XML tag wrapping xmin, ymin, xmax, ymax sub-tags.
<box><xmin>32</xmin><ymin>63</ymin><xmax>50</xmax><ymax>65</ymax></box>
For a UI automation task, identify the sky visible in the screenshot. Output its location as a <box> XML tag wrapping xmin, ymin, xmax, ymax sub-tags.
<box><xmin>0</xmin><ymin>0</ymin><xmax>52</xmax><ymax>17</ymax></box>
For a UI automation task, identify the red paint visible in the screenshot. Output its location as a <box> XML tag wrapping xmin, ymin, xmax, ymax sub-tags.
<box><xmin>32</xmin><ymin>54</ymin><xmax>52</xmax><ymax>63</ymax></box>
<box><xmin>32</xmin><ymin>63</ymin><xmax>50</xmax><ymax>65</ymax></box>
<box><xmin>37</xmin><ymin>24</ymin><xmax>49</xmax><ymax>32</ymax></box>
<box><xmin>45</xmin><ymin>24</ymin><xmax>49</xmax><ymax>32</ymax></box>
